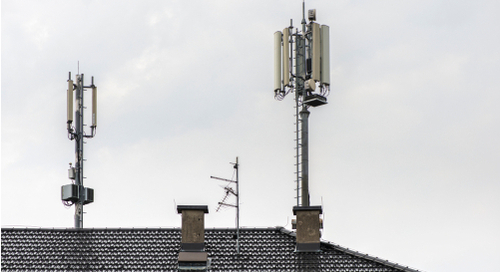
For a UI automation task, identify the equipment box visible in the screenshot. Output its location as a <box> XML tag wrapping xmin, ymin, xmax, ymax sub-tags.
<box><xmin>61</xmin><ymin>184</ymin><xmax>79</xmax><ymax>202</ymax></box>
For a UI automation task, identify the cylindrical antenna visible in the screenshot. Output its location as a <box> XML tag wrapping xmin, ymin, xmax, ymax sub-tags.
<box><xmin>283</xmin><ymin>28</ymin><xmax>290</xmax><ymax>87</ymax></box>
<box><xmin>67</xmin><ymin>78</ymin><xmax>74</xmax><ymax>124</ymax></box>
<box><xmin>311</xmin><ymin>22</ymin><xmax>321</xmax><ymax>82</ymax></box>
<box><xmin>320</xmin><ymin>25</ymin><xmax>330</xmax><ymax>86</ymax></box>
<box><xmin>91</xmin><ymin>86</ymin><xmax>97</xmax><ymax>128</ymax></box>
<box><xmin>302</xmin><ymin>0</ymin><xmax>306</xmax><ymax>25</ymax></box>
<box><xmin>274</xmin><ymin>31</ymin><xmax>283</xmax><ymax>92</ymax></box>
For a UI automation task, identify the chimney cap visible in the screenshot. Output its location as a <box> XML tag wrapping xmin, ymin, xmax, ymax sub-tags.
<box><xmin>177</xmin><ymin>205</ymin><xmax>209</xmax><ymax>214</ymax></box>
<box><xmin>293</xmin><ymin>205</ymin><xmax>322</xmax><ymax>215</ymax></box>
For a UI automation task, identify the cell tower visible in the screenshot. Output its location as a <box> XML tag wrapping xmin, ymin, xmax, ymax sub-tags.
<box><xmin>274</xmin><ymin>3</ymin><xmax>330</xmax><ymax>207</ymax></box>
<box><xmin>210</xmin><ymin>157</ymin><xmax>240</xmax><ymax>254</ymax></box>
<box><xmin>61</xmin><ymin>71</ymin><xmax>98</xmax><ymax>228</ymax></box>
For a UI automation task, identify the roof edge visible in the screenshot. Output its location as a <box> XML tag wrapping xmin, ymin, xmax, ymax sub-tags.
<box><xmin>1</xmin><ymin>227</ymin><xmax>181</xmax><ymax>232</ymax></box>
<box><xmin>1</xmin><ymin>226</ymin><xmax>283</xmax><ymax>232</ymax></box>
<box><xmin>276</xmin><ymin>227</ymin><xmax>423</xmax><ymax>272</ymax></box>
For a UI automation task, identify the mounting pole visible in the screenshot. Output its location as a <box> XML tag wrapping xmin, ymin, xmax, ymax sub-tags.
<box><xmin>75</xmin><ymin>73</ymin><xmax>84</xmax><ymax>228</ymax></box>
<box><xmin>300</xmin><ymin>108</ymin><xmax>310</xmax><ymax>206</ymax></box>
<box><xmin>235</xmin><ymin>157</ymin><xmax>240</xmax><ymax>255</ymax></box>
<box><xmin>299</xmin><ymin>1</ymin><xmax>310</xmax><ymax>207</ymax></box>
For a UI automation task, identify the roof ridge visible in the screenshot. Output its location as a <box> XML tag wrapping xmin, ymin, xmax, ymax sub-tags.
<box><xmin>205</xmin><ymin>226</ymin><xmax>281</xmax><ymax>231</ymax></box>
<box><xmin>1</xmin><ymin>226</ymin><xmax>285</xmax><ymax>232</ymax></box>
<box><xmin>275</xmin><ymin>226</ymin><xmax>296</xmax><ymax>236</ymax></box>
<box><xmin>1</xmin><ymin>227</ymin><xmax>180</xmax><ymax>231</ymax></box>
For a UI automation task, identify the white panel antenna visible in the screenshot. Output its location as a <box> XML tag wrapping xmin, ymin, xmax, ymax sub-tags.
<box><xmin>320</xmin><ymin>25</ymin><xmax>330</xmax><ymax>86</ymax></box>
<box><xmin>91</xmin><ymin>85</ymin><xmax>97</xmax><ymax>128</ymax></box>
<box><xmin>311</xmin><ymin>22</ymin><xmax>321</xmax><ymax>83</ymax></box>
<box><xmin>283</xmin><ymin>28</ymin><xmax>290</xmax><ymax>87</ymax></box>
<box><xmin>274</xmin><ymin>31</ymin><xmax>283</xmax><ymax>92</ymax></box>
<box><xmin>67</xmin><ymin>78</ymin><xmax>73</xmax><ymax>124</ymax></box>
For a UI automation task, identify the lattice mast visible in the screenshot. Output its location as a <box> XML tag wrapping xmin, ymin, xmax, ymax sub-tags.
<box><xmin>210</xmin><ymin>157</ymin><xmax>240</xmax><ymax>254</ymax></box>
<box><xmin>274</xmin><ymin>2</ymin><xmax>330</xmax><ymax>207</ymax></box>
<box><xmin>62</xmin><ymin>70</ymin><xmax>98</xmax><ymax>228</ymax></box>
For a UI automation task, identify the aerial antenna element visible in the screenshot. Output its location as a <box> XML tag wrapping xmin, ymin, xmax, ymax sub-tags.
<box><xmin>210</xmin><ymin>157</ymin><xmax>240</xmax><ymax>254</ymax></box>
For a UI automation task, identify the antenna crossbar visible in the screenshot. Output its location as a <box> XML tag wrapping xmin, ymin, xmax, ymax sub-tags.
<box><xmin>210</xmin><ymin>176</ymin><xmax>236</xmax><ymax>183</ymax></box>
<box><xmin>224</xmin><ymin>186</ymin><xmax>237</xmax><ymax>196</ymax></box>
<box><xmin>218</xmin><ymin>202</ymin><xmax>237</xmax><ymax>208</ymax></box>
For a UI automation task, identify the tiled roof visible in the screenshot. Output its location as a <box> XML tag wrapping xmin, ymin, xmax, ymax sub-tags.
<box><xmin>1</xmin><ymin>227</ymin><xmax>420</xmax><ymax>271</ymax></box>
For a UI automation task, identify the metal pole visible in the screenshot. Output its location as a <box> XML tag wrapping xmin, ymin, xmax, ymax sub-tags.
<box><xmin>235</xmin><ymin>157</ymin><xmax>240</xmax><ymax>254</ymax></box>
<box><xmin>74</xmin><ymin>74</ymin><xmax>84</xmax><ymax>228</ymax></box>
<box><xmin>300</xmin><ymin>108</ymin><xmax>310</xmax><ymax>207</ymax></box>
<box><xmin>299</xmin><ymin>2</ymin><xmax>310</xmax><ymax>207</ymax></box>
<box><xmin>295</xmin><ymin>84</ymin><xmax>300</xmax><ymax>206</ymax></box>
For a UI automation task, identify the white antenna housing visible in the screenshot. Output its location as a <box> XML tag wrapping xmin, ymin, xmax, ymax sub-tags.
<box><xmin>305</xmin><ymin>78</ymin><xmax>316</xmax><ymax>91</ymax></box>
<box><xmin>311</xmin><ymin>22</ymin><xmax>321</xmax><ymax>82</ymax></box>
<box><xmin>67</xmin><ymin>80</ymin><xmax>73</xmax><ymax>124</ymax></box>
<box><xmin>283</xmin><ymin>28</ymin><xmax>290</xmax><ymax>87</ymax></box>
<box><xmin>274</xmin><ymin>31</ymin><xmax>282</xmax><ymax>92</ymax></box>
<box><xmin>91</xmin><ymin>86</ymin><xmax>97</xmax><ymax>128</ymax></box>
<box><xmin>320</xmin><ymin>25</ymin><xmax>330</xmax><ymax>86</ymax></box>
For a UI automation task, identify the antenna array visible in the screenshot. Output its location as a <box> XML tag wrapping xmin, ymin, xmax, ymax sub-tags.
<box><xmin>61</xmin><ymin>71</ymin><xmax>98</xmax><ymax>228</ymax></box>
<box><xmin>274</xmin><ymin>3</ymin><xmax>330</xmax><ymax>207</ymax></box>
<box><xmin>210</xmin><ymin>157</ymin><xmax>240</xmax><ymax>254</ymax></box>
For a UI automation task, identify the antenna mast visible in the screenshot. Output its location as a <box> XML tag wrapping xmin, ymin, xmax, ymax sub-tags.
<box><xmin>210</xmin><ymin>157</ymin><xmax>240</xmax><ymax>254</ymax></box>
<box><xmin>274</xmin><ymin>3</ymin><xmax>330</xmax><ymax>207</ymax></box>
<box><xmin>62</xmin><ymin>70</ymin><xmax>98</xmax><ymax>228</ymax></box>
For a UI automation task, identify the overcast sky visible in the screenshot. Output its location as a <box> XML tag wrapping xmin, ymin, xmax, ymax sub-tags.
<box><xmin>2</xmin><ymin>1</ymin><xmax>500</xmax><ymax>271</ymax></box>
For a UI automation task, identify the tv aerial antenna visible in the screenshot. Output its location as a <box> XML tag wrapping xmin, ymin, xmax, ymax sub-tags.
<box><xmin>210</xmin><ymin>157</ymin><xmax>240</xmax><ymax>254</ymax></box>
<box><xmin>274</xmin><ymin>1</ymin><xmax>330</xmax><ymax>207</ymax></box>
<box><xmin>61</xmin><ymin>69</ymin><xmax>98</xmax><ymax>228</ymax></box>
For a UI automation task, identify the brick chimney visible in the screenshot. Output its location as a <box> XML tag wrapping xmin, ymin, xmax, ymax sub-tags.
<box><xmin>293</xmin><ymin>206</ymin><xmax>322</xmax><ymax>252</ymax></box>
<box><xmin>177</xmin><ymin>205</ymin><xmax>209</xmax><ymax>269</ymax></box>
